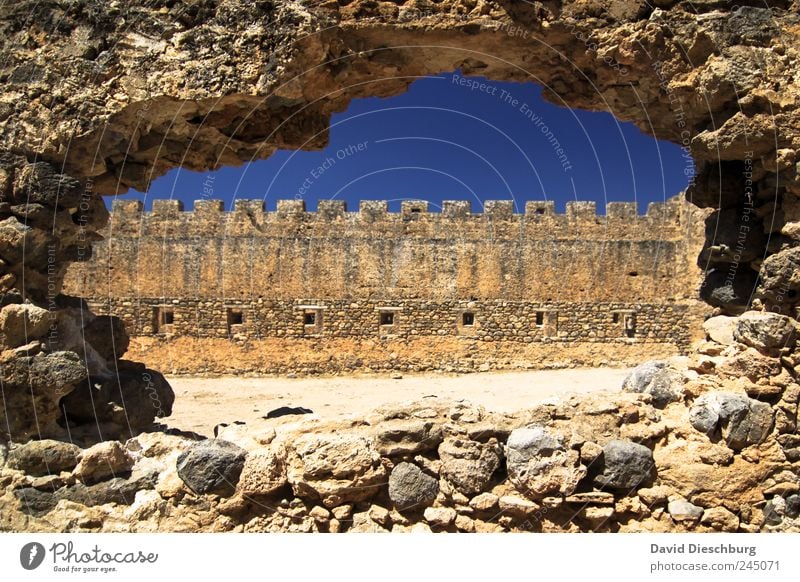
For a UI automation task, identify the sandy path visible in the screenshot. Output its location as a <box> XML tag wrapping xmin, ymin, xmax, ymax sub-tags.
<box><xmin>166</xmin><ymin>368</ymin><xmax>631</xmax><ymax>436</ymax></box>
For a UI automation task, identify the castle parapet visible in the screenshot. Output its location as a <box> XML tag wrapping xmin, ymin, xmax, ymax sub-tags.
<box><xmin>442</xmin><ymin>200</ymin><xmax>471</xmax><ymax>218</ymax></box>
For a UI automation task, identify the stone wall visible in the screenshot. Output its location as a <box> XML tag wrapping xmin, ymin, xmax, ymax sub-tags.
<box><xmin>63</xmin><ymin>196</ymin><xmax>709</xmax><ymax>373</ymax></box>
<box><xmin>2</xmin><ymin>312</ymin><xmax>799</xmax><ymax>533</ymax></box>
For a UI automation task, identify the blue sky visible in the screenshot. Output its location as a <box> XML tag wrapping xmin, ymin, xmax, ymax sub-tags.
<box><xmin>115</xmin><ymin>71</ymin><xmax>692</xmax><ymax>214</ymax></box>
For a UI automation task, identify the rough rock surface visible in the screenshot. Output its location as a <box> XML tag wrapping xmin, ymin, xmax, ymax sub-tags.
<box><xmin>593</xmin><ymin>440</ymin><xmax>655</xmax><ymax>491</ymax></box>
<box><xmin>73</xmin><ymin>441</ymin><xmax>133</xmax><ymax>484</ymax></box>
<box><xmin>734</xmin><ymin>311</ymin><xmax>798</xmax><ymax>352</ymax></box>
<box><xmin>689</xmin><ymin>392</ymin><xmax>774</xmax><ymax>450</ymax></box>
<box><xmin>286</xmin><ymin>434</ymin><xmax>386</xmax><ymax>508</ymax></box>
<box><xmin>7</xmin><ymin>440</ymin><xmax>81</xmax><ymax>476</ymax></box>
<box><xmin>176</xmin><ymin>439</ymin><xmax>246</xmax><ymax>497</ymax></box>
<box><xmin>388</xmin><ymin>462</ymin><xmax>439</xmax><ymax>510</ymax></box>
<box><xmin>438</xmin><ymin>437</ymin><xmax>502</xmax><ymax>496</ymax></box>
<box><xmin>506</xmin><ymin>426</ymin><xmax>586</xmax><ymax>498</ymax></box>
<box><xmin>622</xmin><ymin>361</ymin><xmax>684</xmax><ymax>408</ymax></box>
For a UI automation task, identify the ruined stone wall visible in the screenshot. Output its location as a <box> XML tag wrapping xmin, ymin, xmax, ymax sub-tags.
<box><xmin>62</xmin><ymin>195</ymin><xmax>709</xmax><ymax>373</ymax></box>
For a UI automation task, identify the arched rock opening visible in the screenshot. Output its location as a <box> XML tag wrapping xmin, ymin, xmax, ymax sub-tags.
<box><xmin>0</xmin><ymin>2</ymin><xmax>798</xmax><ymax>442</ymax></box>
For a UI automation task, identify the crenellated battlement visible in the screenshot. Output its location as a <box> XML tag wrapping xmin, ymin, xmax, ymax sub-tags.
<box><xmin>107</xmin><ymin>196</ymin><xmax>688</xmax><ymax>239</ymax></box>
<box><xmin>66</xmin><ymin>193</ymin><xmax>707</xmax><ymax>342</ymax></box>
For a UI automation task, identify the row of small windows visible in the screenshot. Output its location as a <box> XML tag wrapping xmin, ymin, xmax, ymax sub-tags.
<box><xmin>151</xmin><ymin>307</ymin><xmax>637</xmax><ymax>336</ymax></box>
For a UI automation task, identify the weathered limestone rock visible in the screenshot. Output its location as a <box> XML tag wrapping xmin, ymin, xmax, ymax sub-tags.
<box><xmin>388</xmin><ymin>462</ymin><xmax>438</xmax><ymax>510</ymax></box>
<box><xmin>689</xmin><ymin>392</ymin><xmax>773</xmax><ymax>450</ymax></box>
<box><xmin>423</xmin><ymin>506</ymin><xmax>456</xmax><ymax>528</ymax></box>
<box><xmin>0</xmin><ymin>303</ymin><xmax>51</xmax><ymax>349</ymax></box>
<box><xmin>506</xmin><ymin>426</ymin><xmax>586</xmax><ymax>499</ymax></box>
<box><xmin>286</xmin><ymin>434</ymin><xmax>386</xmax><ymax>508</ymax></box>
<box><xmin>703</xmin><ymin>316</ymin><xmax>737</xmax><ymax>346</ymax></box>
<box><xmin>593</xmin><ymin>440</ymin><xmax>655</xmax><ymax>491</ymax></box>
<box><xmin>701</xmin><ymin>506</ymin><xmax>739</xmax><ymax>532</ymax></box>
<box><xmin>668</xmin><ymin>498</ymin><xmax>703</xmax><ymax>523</ymax></box>
<box><xmin>1</xmin><ymin>351</ymin><xmax>87</xmax><ymax>439</ymax></box>
<box><xmin>238</xmin><ymin>448</ymin><xmax>287</xmax><ymax>497</ymax></box>
<box><xmin>734</xmin><ymin>311</ymin><xmax>798</xmax><ymax>352</ymax></box>
<box><xmin>622</xmin><ymin>361</ymin><xmax>684</xmax><ymax>408</ymax></box>
<box><xmin>73</xmin><ymin>441</ymin><xmax>134</xmax><ymax>484</ymax></box>
<box><xmin>716</xmin><ymin>347</ymin><xmax>782</xmax><ymax>382</ymax></box>
<box><xmin>469</xmin><ymin>492</ymin><xmax>499</xmax><ymax>512</ymax></box>
<box><xmin>375</xmin><ymin>421</ymin><xmax>442</xmax><ymax>456</ymax></box>
<box><xmin>176</xmin><ymin>439</ymin><xmax>247</xmax><ymax>497</ymax></box>
<box><xmin>7</xmin><ymin>439</ymin><xmax>81</xmax><ymax>476</ymax></box>
<box><xmin>438</xmin><ymin>437</ymin><xmax>501</xmax><ymax>496</ymax></box>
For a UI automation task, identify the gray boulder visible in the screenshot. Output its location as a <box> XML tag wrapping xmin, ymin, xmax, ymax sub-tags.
<box><xmin>388</xmin><ymin>462</ymin><xmax>439</xmax><ymax>510</ymax></box>
<box><xmin>689</xmin><ymin>392</ymin><xmax>773</xmax><ymax>450</ymax></box>
<box><xmin>176</xmin><ymin>439</ymin><xmax>247</xmax><ymax>496</ymax></box>
<box><xmin>592</xmin><ymin>440</ymin><xmax>654</xmax><ymax>491</ymax></box>
<box><xmin>785</xmin><ymin>494</ymin><xmax>800</xmax><ymax>519</ymax></box>
<box><xmin>7</xmin><ymin>439</ymin><xmax>81</xmax><ymax>476</ymax></box>
<box><xmin>506</xmin><ymin>426</ymin><xmax>586</xmax><ymax>498</ymax></box>
<box><xmin>622</xmin><ymin>361</ymin><xmax>684</xmax><ymax>408</ymax></box>
<box><xmin>734</xmin><ymin>311</ymin><xmax>797</xmax><ymax>352</ymax></box>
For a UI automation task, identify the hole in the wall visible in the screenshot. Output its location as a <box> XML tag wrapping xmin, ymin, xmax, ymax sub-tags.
<box><xmin>380</xmin><ymin>312</ymin><xmax>395</xmax><ymax>326</ymax></box>
<box><xmin>304</xmin><ymin>311</ymin><xmax>317</xmax><ymax>326</ymax></box>
<box><xmin>535</xmin><ymin>312</ymin><xmax>544</xmax><ymax>327</ymax></box>
<box><xmin>154</xmin><ymin>307</ymin><xmax>174</xmax><ymax>332</ymax></box>
<box><xmin>462</xmin><ymin>312</ymin><xmax>475</xmax><ymax>326</ymax></box>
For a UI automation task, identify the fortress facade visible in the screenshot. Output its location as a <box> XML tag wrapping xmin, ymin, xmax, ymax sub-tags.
<box><xmin>63</xmin><ymin>195</ymin><xmax>710</xmax><ymax>375</ymax></box>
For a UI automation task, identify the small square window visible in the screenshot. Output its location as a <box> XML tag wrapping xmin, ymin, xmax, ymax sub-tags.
<box><xmin>153</xmin><ymin>307</ymin><xmax>174</xmax><ymax>333</ymax></box>
<box><xmin>462</xmin><ymin>312</ymin><xmax>475</xmax><ymax>326</ymax></box>
<box><xmin>612</xmin><ymin>313</ymin><xmax>619</xmax><ymax>324</ymax></box>
<box><xmin>535</xmin><ymin>312</ymin><xmax>544</xmax><ymax>327</ymax></box>
<box><xmin>380</xmin><ymin>312</ymin><xmax>395</xmax><ymax>326</ymax></box>
<box><xmin>227</xmin><ymin>309</ymin><xmax>244</xmax><ymax>326</ymax></box>
<box><xmin>410</xmin><ymin>207</ymin><xmax>421</xmax><ymax>213</ymax></box>
<box><xmin>534</xmin><ymin>208</ymin><xmax>545</xmax><ymax>215</ymax></box>
<box><xmin>304</xmin><ymin>312</ymin><xmax>316</xmax><ymax>326</ymax></box>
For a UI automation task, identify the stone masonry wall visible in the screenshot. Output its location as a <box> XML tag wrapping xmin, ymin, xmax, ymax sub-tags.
<box><xmin>63</xmin><ymin>195</ymin><xmax>709</xmax><ymax>373</ymax></box>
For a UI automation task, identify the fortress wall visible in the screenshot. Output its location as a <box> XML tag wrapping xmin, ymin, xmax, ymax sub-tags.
<box><xmin>85</xmin><ymin>297</ymin><xmax>692</xmax><ymax>347</ymax></box>
<box><xmin>65</xmin><ymin>196</ymin><xmax>702</xmax><ymax>303</ymax></box>
<box><xmin>63</xmin><ymin>196</ymin><xmax>710</xmax><ymax>373</ymax></box>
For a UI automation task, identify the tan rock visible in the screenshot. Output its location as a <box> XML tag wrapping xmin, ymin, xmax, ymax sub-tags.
<box><xmin>73</xmin><ymin>441</ymin><xmax>133</xmax><ymax>484</ymax></box>
<box><xmin>238</xmin><ymin>448</ymin><xmax>286</xmax><ymax>496</ymax></box>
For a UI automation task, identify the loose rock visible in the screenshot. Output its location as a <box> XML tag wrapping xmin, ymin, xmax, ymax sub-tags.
<box><xmin>622</xmin><ymin>361</ymin><xmax>684</xmax><ymax>408</ymax></box>
<box><xmin>388</xmin><ymin>462</ymin><xmax>438</xmax><ymax>510</ymax></box>
<box><xmin>506</xmin><ymin>425</ymin><xmax>586</xmax><ymax>498</ymax></box>
<box><xmin>176</xmin><ymin>439</ymin><xmax>247</xmax><ymax>496</ymax></box>
<box><xmin>7</xmin><ymin>439</ymin><xmax>81</xmax><ymax>476</ymax></box>
<box><xmin>593</xmin><ymin>440</ymin><xmax>655</xmax><ymax>491</ymax></box>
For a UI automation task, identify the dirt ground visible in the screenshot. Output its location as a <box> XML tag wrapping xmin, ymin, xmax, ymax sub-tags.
<box><xmin>166</xmin><ymin>368</ymin><xmax>632</xmax><ymax>436</ymax></box>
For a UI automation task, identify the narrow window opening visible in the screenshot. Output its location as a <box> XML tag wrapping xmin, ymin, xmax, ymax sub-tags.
<box><xmin>535</xmin><ymin>311</ymin><xmax>544</xmax><ymax>327</ymax></box>
<box><xmin>304</xmin><ymin>312</ymin><xmax>316</xmax><ymax>326</ymax></box>
<box><xmin>534</xmin><ymin>208</ymin><xmax>545</xmax><ymax>215</ymax></box>
<box><xmin>612</xmin><ymin>313</ymin><xmax>619</xmax><ymax>324</ymax></box>
<box><xmin>410</xmin><ymin>207</ymin><xmax>421</xmax><ymax>213</ymax></box>
<box><xmin>462</xmin><ymin>312</ymin><xmax>475</xmax><ymax>326</ymax></box>
<box><xmin>624</xmin><ymin>314</ymin><xmax>636</xmax><ymax>338</ymax></box>
<box><xmin>380</xmin><ymin>312</ymin><xmax>395</xmax><ymax>326</ymax></box>
<box><xmin>153</xmin><ymin>307</ymin><xmax>174</xmax><ymax>333</ymax></box>
<box><xmin>227</xmin><ymin>309</ymin><xmax>244</xmax><ymax>326</ymax></box>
